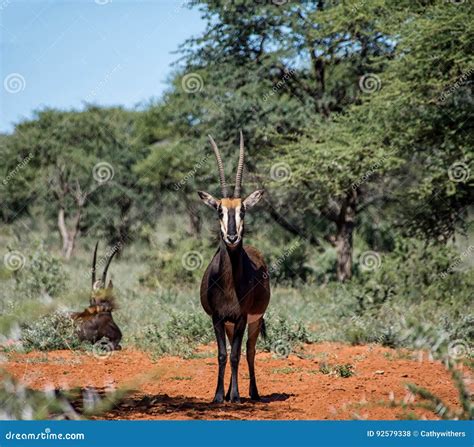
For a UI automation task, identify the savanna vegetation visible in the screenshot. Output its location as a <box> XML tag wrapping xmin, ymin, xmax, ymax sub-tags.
<box><xmin>0</xmin><ymin>1</ymin><xmax>472</xmax><ymax>417</ymax></box>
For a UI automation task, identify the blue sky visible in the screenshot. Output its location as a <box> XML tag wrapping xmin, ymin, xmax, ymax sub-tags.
<box><xmin>0</xmin><ymin>0</ymin><xmax>206</xmax><ymax>133</ymax></box>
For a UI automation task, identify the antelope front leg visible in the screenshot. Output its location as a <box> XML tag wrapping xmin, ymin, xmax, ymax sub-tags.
<box><xmin>229</xmin><ymin>317</ymin><xmax>246</xmax><ymax>403</ymax></box>
<box><xmin>212</xmin><ymin>315</ymin><xmax>227</xmax><ymax>403</ymax></box>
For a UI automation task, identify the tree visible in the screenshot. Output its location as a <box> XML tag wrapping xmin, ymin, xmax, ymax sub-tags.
<box><xmin>278</xmin><ymin>0</ymin><xmax>473</xmax><ymax>279</ymax></box>
<box><xmin>5</xmin><ymin>107</ymin><xmax>148</xmax><ymax>258</ymax></box>
<box><xmin>157</xmin><ymin>0</ymin><xmax>395</xmax><ymax>279</ymax></box>
<box><xmin>134</xmin><ymin>133</ymin><xmax>214</xmax><ymax>236</ymax></box>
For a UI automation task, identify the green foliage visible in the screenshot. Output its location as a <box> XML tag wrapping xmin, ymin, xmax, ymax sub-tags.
<box><xmin>335</xmin><ymin>364</ymin><xmax>355</xmax><ymax>378</ymax></box>
<box><xmin>15</xmin><ymin>244</ymin><xmax>67</xmax><ymax>299</ymax></box>
<box><xmin>140</xmin><ymin>311</ymin><xmax>213</xmax><ymax>357</ymax></box>
<box><xmin>257</xmin><ymin>235</ymin><xmax>312</xmax><ymax>284</ymax></box>
<box><xmin>353</xmin><ymin>238</ymin><xmax>457</xmax><ymax>310</ymax></box>
<box><xmin>1</xmin><ymin>106</ymin><xmax>151</xmax><ymax>254</ymax></box>
<box><xmin>319</xmin><ymin>363</ymin><xmax>355</xmax><ymax>378</ymax></box>
<box><xmin>21</xmin><ymin>311</ymin><xmax>81</xmax><ymax>351</ymax></box>
<box><xmin>140</xmin><ymin>234</ymin><xmax>213</xmax><ymax>287</ymax></box>
<box><xmin>260</xmin><ymin>315</ymin><xmax>312</xmax><ymax>357</ymax></box>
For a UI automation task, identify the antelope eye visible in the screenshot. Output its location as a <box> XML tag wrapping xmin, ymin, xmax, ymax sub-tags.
<box><xmin>240</xmin><ymin>209</ymin><xmax>245</xmax><ymax>219</ymax></box>
<box><xmin>218</xmin><ymin>208</ymin><xmax>223</xmax><ymax>219</ymax></box>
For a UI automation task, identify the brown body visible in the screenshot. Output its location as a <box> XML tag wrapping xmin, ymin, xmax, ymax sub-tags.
<box><xmin>71</xmin><ymin>301</ymin><xmax>122</xmax><ymax>349</ymax></box>
<box><xmin>200</xmin><ymin>243</ymin><xmax>270</xmax><ymax>323</ymax></box>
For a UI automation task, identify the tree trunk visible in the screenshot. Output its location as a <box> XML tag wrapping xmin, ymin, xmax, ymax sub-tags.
<box><xmin>184</xmin><ymin>195</ymin><xmax>201</xmax><ymax>235</ymax></box>
<box><xmin>58</xmin><ymin>207</ymin><xmax>81</xmax><ymax>260</ymax></box>
<box><xmin>335</xmin><ymin>221</ymin><xmax>354</xmax><ymax>282</ymax></box>
<box><xmin>188</xmin><ymin>207</ymin><xmax>201</xmax><ymax>235</ymax></box>
<box><xmin>334</xmin><ymin>191</ymin><xmax>357</xmax><ymax>282</ymax></box>
<box><xmin>113</xmin><ymin>197</ymin><xmax>133</xmax><ymax>257</ymax></box>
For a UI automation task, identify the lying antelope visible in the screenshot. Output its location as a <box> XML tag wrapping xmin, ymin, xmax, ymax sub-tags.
<box><xmin>71</xmin><ymin>242</ymin><xmax>122</xmax><ymax>350</ymax></box>
<box><xmin>198</xmin><ymin>132</ymin><xmax>270</xmax><ymax>403</ymax></box>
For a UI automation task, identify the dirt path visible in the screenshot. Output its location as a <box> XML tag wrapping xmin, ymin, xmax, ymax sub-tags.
<box><xmin>3</xmin><ymin>343</ymin><xmax>471</xmax><ymax>420</ymax></box>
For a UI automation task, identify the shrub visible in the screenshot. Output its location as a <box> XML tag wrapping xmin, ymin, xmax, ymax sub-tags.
<box><xmin>140</xmin><ymin>236</ymin><xmax>213</xmax><ymax>288</ymax></box>
<box><xmin>253</xmin><ymin>234</ymin><xmax>312</xmax><ymax>285</ymax></box>
<box><xmin>319</xmin><ymin>363</ymin><xmax>355</xmax><ymax>378</ymax></box>
<box><xmin>353</xmin><ymin>237</ymin><xmax>458</xmax><ymax>310</ymax></box>
<box><xmin>334</xmin><ymin>363</ymin><xmax>355</xmax><ymax>378</ymax></box>
<box><xmin>140</xmin><ymin>310</ymin><xmax>213</xmax><ymax>357</ymax></box>
<box><xmin>21</xmin><ymin>311</ymin><xmax>82</xmax><ymax>351</ymax></box>
<box><xmin>260</xmin><ymin>315</ymin><xmax>312</xmax><ymax>357</ymax></box>
<box><xmin>15</xmin><ymin>243</ymin><xmax>67</xmax><ymax>299</ymax></box>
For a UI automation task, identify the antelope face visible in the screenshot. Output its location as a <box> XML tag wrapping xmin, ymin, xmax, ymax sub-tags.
<box><xmin>198</xmin><ymin>131</ymin><xmax>264</xmax><ymax>248</ymax></box>
<box><xmin>198</xmin><ymin>190</ymin><xmax>264</xmax><ymax>248</ymax></box>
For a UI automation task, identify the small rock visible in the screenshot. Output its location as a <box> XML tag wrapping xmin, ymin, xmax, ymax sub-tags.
<box><xmin>374</xmin><ymin>370</ymin><xmax>384</xmax><ymax>375</ymax></box>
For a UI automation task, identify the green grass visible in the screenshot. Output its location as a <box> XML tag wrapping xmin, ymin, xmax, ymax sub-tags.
<box><xmin>319</xmin><ymin>363</ymin><xmax>355</xmax><ymax>378</ymax></box>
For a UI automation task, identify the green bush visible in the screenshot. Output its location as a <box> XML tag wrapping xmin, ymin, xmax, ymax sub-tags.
<box><xmin>140</xmin><ymin>236</ymin><xmax>213</xmax><ymax>288</ymax></box>
<box><xmin>253</xmin><ymin>234</ymin><xmax>312</xmax><ymax>285</ymax></box>
<box><xmin>353</xmin><ymin>237</ymin><xmax>457</xmax><ymax>309</ymax></box>
<box><xmin>260</xmin><ymin>315</ymin><xmax>312</xmax><ymax>357</ymax></box>
<box><xmin>139</xmin><ymin>310</ymin><xmax>213</xmax><ymax>357</ymax></box>
<box><xmin>319</xmin><ymin>363</ymin><xmax>355</xmax><ymax>378</ymax></box>
<box><xmin>15</xmin><ymin>243</ymin><xmax>67</xmax><ymax>299</ymax></box>
<box><xmin>21</xmin><ymin>311</ymin><xmax>82</xmax><ymax>351</ymax></box>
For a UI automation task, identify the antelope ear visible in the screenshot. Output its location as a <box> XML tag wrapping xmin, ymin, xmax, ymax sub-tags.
<box><xmin>107</xmin><ymin>280</ymin><xmax>113</xmax><ymax>290</ymax></box>
<box><xmin>198</xmin><ymin>191</ymin><xmax>219</xmax><ymax>209</ymax></box>
<box><xmin>243</xmin><ymin>189</ymin><xmax>264</xmax><ymax>209</ymax></box>
<box><xmin>92</xmin><ymin>280</ymin><xmax>102</xmax><ymax>291</ymax></box>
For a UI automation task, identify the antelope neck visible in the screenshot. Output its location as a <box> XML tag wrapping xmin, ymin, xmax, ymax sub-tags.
<box><xmin>219</xmin><ymin>239</ymin><xmax>244</xmax><ymax>284</ymax></box>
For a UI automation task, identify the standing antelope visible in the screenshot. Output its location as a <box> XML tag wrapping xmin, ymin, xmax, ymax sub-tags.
<box><xmin>198</xmin><ymin>132</ymin><xmax>270</xmax><ymax>403</ymax></box>
<box><xmin>71</xmin><ymin>242</ymin><xmax>122</xmax><ymax>350</ymax></box>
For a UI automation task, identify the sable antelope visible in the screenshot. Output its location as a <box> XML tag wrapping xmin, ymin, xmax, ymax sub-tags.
<box><xmin>70</xmin><ymin>243</ymin><xmax>122</xmax><ymax>350</ymax></box>
<box><xmin>198</xmin><ymin>132</ymin><xmax>270</xmax><ymax>403</ymax></box>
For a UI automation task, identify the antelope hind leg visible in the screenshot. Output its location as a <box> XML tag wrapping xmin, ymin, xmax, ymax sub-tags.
<box><xmin>224</xmin><ymin>322</ymin><xmax>234</xmax><ymax>402</ymax></box>
<box><xmin>247</xmin><ymin>319</ymin><xmax>262</xmax><ymax>401</ymax></box>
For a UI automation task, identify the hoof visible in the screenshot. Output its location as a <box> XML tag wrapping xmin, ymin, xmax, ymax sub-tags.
<box><xmin>230</xmin><ymin>395</ymin><xmax>241</xmax><ymax>404</ymax></box>
<box><xmin>250</xmin><ymin>394</ymin><xmax>261</xmax><ymax>402</ymax></box>
<box><xmin>213</xmin><ymin>395</ymin><xmax>224</xmax><ymax>404</ymax></box>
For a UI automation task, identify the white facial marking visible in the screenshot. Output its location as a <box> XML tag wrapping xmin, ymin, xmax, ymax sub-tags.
<box><xmin>235</xmin><ymin>205</ymin><xmax>243</xmax><ymax>235</ymax></box>
<box><xmin>220</xmin><ymin>206</ymin><xmax>229</xmax><ymax>236</ymax></box>
<box><xmin>219</xmin><ymin>203</ymin><xmax>243</xmax><ymax>246</ymax></box>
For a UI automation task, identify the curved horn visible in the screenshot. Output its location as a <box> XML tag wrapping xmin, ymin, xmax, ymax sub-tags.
<box><xmin>208</xmin><ymin>135</ymin><xmax>228</xmax><ymax>197</ymax></box>
<box><xmin>101</xmin><ymin>246</ymin><xmax>118</xmax><ymax>285</ymax></box>
<box><xmin>91</xmin><ymin>241</ymin><xmax>99</xmax><ymax>287</ymax></box>
<box><xmin>234</xmin><ymin>130</ymin><xmax>245</xmax><ymax>198</ymax></box>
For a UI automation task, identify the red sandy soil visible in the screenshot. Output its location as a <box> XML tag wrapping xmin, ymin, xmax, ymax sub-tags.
<box><xmin>3</xmin><ymin>343</ymin><xmax>472</xmax><ymax>420</ymax></box>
